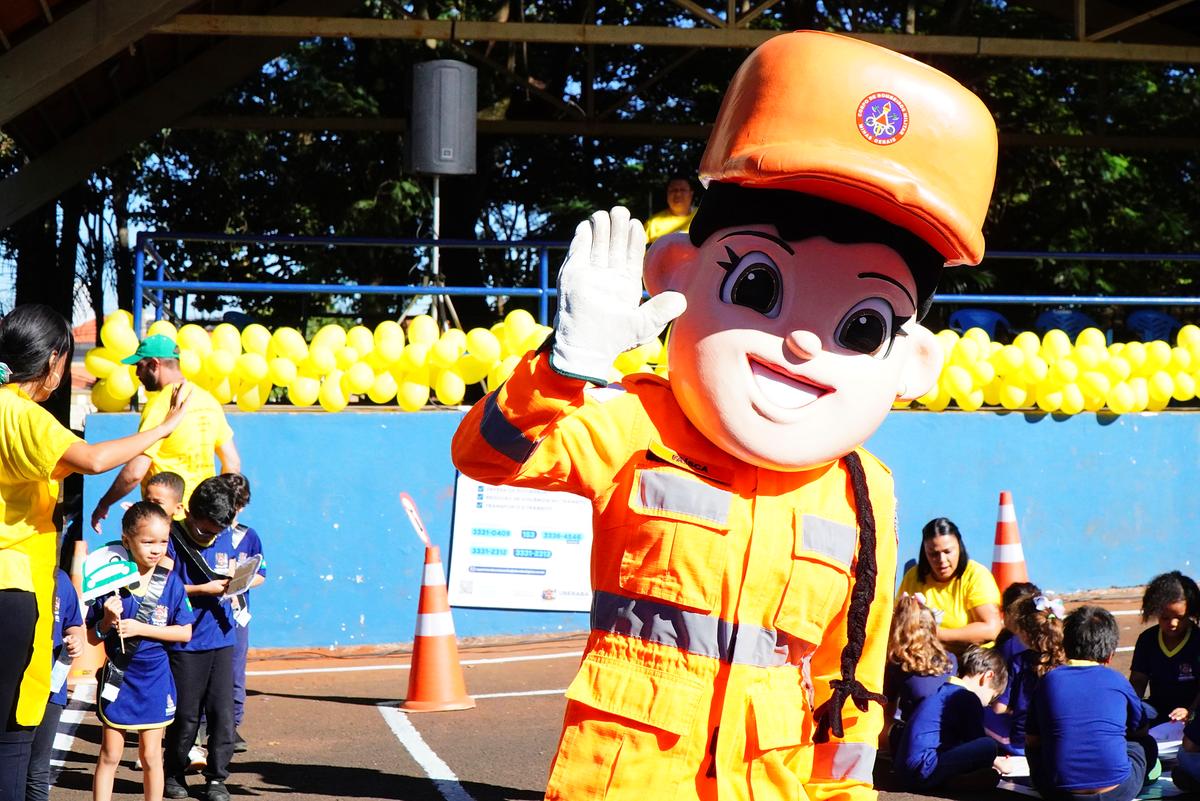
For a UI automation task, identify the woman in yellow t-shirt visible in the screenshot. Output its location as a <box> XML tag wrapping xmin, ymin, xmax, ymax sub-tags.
<box><xmin>897</xmin><ymin>517</ymin><xmax>1003</xmax><ymax>652</ymax></box>
<box><xmin>0</xmin><ymin>305</ymin><xmax>188</xmax><ymax>794</ymax></box>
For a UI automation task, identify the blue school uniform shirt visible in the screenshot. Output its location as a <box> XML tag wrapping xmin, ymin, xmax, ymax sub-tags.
<box><xmin>894</xmin><ymin>678</ymin><xmax>987</xmax><ymax>782</ymax></box>
<box><xmin>885</xmin><ymin>652</ymin><xmax>958</xmax><ymax>721</ymax></box>
<box><xmin>229</xmin><ymin>523</ymin><xmax>267</xmax><ymax>612</ymax></box>
<box><xmin>167</xmin><ymin>522</ymin><xmax>238</xmax><ymax>651</ymax></box>
<box><xmin>1130</xmin><ymin>624</ymin><xmax>1200</xmax><ymax>719</ymax></box>
<box><xmin>85</xmin><ymin>570</ymin><xmax>195</xmax><ymax>728</ymax></box>
<box><xmin>1029</xmin><ymin>660</ymin><xmax>1148</xmax><ymax>791</ymax></box>
<box><xmin>50</xmin><ymin>569</ymin><xmax>82</xmax><ymax>706</ymax></box>
<box><xmin>1004</xmin><ymin>648</ymin><xmax>1045</xmax><ymax>754</ymax></box>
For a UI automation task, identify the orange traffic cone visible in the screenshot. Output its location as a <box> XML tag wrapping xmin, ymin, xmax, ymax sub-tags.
<box><xmin>402</xmin><ymin>545</ymin><xmax>475</xmax><ymax>712</ymax></box>
<box><xmin>991</xmin><ymin>490</ymin><xmax>1030</xmax><ymax>594</ymax></box>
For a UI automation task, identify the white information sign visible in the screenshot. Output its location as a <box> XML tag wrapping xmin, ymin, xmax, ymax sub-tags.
<box><xmin>448</xmin><ymin>474</ymin><xmax>594</xmax><ymax>612</ymax></box>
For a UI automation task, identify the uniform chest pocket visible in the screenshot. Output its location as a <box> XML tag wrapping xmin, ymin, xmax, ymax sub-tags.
<box><xmin>617</xmin><ymin>468</ymin><xmax>732</xmax><ymax>614</ymax></box>
<box><xmin>775</xmin><ymin>515</ymin><xmax>856</xmax><ymax>646</ymax></box>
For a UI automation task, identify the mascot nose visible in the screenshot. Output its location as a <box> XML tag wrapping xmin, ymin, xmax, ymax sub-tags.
<box><xmin>785</xmin><ymin>330</ymin><xmax>823</xmax><ymax>360</ymax></box>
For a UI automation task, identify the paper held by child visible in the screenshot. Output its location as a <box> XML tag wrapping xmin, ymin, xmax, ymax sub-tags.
<box><xmin>1151</xmin><ymin>719</ymin><xmax>1185</xmax><ymax>761</ymax></box>
<box><xmin>221</xmin><ymin>553</ymin><xmax>262</xmax><ymax>599</ymax></box>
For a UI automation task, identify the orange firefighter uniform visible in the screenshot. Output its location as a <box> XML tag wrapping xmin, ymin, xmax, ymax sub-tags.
<box><xmin>452</xmin><ymin>350</ymin><xmax>897</xmax><ymax>801</ymax></box>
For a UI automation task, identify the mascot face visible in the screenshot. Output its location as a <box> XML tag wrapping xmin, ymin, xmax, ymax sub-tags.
<box><xmin>647</xmin><ymin>225</ymin><xmax>942</xmax><ymax>471</ymax></box>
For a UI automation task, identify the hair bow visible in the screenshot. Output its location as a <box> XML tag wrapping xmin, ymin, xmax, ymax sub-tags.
<box><xmin>0</xmin><ymin>361</ymin><xmax>10</xmax><ymax>385</ymax></box>
<box><xmin>1034</xmin><ymin>595</ymin><xmax>1066</xmax><ymax>620</ymax></box>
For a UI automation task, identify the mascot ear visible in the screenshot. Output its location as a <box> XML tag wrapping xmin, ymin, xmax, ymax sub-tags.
<box><xmin>644</xmin><ymin>232</ymin><xmax>698</xmax><ymax>296</ymax></box>
<box><xmin>896</xmin><ymin>323</ymin><xmax>944</xmax><ymax>400</ymax></box>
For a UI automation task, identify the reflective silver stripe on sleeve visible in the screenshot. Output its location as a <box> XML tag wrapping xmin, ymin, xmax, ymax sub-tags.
<box><xmin>800</xmin><ymin>515</ymin><xmax>857</xmax><ymax>567</ymax></box>
<box><xmin>812</xmin><ymin>742</ymin><xmax>877</xmax><ymax>783</ymax></box>
<box><xmin>638</xmin><ymin>470</ymin><xmax>731</xmax><ymax>526</ymax></box>
<box><xmin>591</xmin><ymin>590</ymin><xmax>785</xmax><ymax>668</ymax></box>
<box><xmin>480</xmin><ymin>392</ymin><xmax>537</xmax><ymax>464</ymax></box>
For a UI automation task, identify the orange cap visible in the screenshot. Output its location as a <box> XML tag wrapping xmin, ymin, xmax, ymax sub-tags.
<box><xmin>699</xmin><ymin>31</ymin><xmax>997</xmax><ymax>266</ymax></box>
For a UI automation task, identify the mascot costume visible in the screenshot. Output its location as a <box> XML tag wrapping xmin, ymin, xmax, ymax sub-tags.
<box><xmin>452</xmin><ymin>30</ymin><xmax>997</xmax><ymax>801</ymax></box>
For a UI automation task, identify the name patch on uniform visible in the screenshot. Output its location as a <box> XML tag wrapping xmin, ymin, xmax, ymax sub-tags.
<box><xmin>647</xmin><ymin>441</ymin><xmax>733</xmax><ymax>486</ymax></box>
<box><xmin>151</xmin><ymin>605</ymin><xmax>168</xmax><ymax>627</ymax></box>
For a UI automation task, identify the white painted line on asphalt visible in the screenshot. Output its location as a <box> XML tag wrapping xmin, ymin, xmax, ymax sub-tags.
<box><xmin>51</xmin><ymin>682</ymin><xmax>95</xmax><ymax>775</ymax></box>
<box><xmin>1110</xmin><ymin>610</ymin><xmax>1140</xmax><ymax>616</ymax></box>
<box><xmin>247</xmin><ymin>649</ymin><xmax>582</xmax><ymax>677</ymax></box>
<box><xmin>1116</xmin><ymin>646</ymin><xmax>1134</xmax><ymax>653</ymax></box>
<box><xmin>472</xmin><ymin>688</ymin><xmax>567</xmax><ymax>700</ymax></box>
<box><xmin>378</xmin><ymin>703</ymin><xmax>477</xmax><ymax>801</ymax></box>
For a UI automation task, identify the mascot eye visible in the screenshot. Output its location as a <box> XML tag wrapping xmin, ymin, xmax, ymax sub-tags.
<box><xmin>836</xmin><ymin>298</ymin><xmax>898</xmax><ymax>358</ymax></box>
<box><xmin>718</xmin><ymin>250</ymin><xmax>782</xmax><ymax>318</ymax></box>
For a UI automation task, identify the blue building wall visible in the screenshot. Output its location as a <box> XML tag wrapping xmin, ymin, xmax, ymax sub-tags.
<box><xmin>83</xmin><ymin>408</ymin><xmax>1200</xmax><ymax>649</ymax></box>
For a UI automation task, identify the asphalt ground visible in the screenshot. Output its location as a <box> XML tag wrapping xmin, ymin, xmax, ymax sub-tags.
<box><xmin>46</xmin><ymin>591</ymin><xmax>1149</xmax><ymax>801</ymax></box>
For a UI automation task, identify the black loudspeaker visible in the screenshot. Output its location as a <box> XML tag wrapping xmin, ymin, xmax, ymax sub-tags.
<box><xmin>409</xmin><ymin>60</ymin><xmax>477</xmax><ymax>175</ymax></box>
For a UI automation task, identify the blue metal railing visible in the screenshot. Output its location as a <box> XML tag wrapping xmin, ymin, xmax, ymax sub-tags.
<box><xmin>133</xmin><ymin>231</ymin><xmax>1200</xmax><ymax>334</ymax></box>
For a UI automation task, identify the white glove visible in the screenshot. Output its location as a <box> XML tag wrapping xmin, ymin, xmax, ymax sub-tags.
<box><xmin>550</xmin><ymin>207</ymin><xmax>687</xmax><ymax>384</ymax></box>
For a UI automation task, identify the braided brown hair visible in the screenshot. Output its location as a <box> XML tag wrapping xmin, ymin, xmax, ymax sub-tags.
<box><xmin>813</xmin><ymin>451</ymin><xmax>888</xmax><ymax>742</ymax></box>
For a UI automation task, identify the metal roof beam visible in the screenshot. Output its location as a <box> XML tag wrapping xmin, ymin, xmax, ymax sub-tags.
<box><xmin>1086</xmin><ymin>0</ymin><xmax>1198</xmax><ymax>42</ymax></box>
<box><xmin>152</xmin><ymin>15</ymin><xmax>1200</xmax><ymax>62</ymax></box>
<box><xmin>0</xmin><ymin>0</ymin><xmax>196</xmax><ymax>126</ymax></box>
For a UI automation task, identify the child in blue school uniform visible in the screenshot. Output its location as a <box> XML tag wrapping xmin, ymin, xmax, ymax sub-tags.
<box><xmin>24</xmin><ymin>569</ymin><xmax>84</xmax><ymax>801</ymax></box>
<box><xmin>993</xmin><ymin>593</ymin><xmax>1066</xmax><ymax>761</ymax></box>
<box><xmin>87</xmin><ymin>503</ymin><xmax>194</xmax><ymax>801</ymax></box>
<box><xmin>1129</xmin><ymin>571</ymin><xmax>1200</xmax><ymax>724</ymax></box>
<box><xmin>218</xmin><ymin>473</ymin><xmax>266</xmax><ymax>753</ymax></box>
<box><xmin>162</xmin><ymin>476</ymin><xmax>241</xmax><ymax>801</ymax></box>
<box><xmin>892</xmin><ymin>645</ymin><xmax>1008</xmax><ymax>792</ymax></box>
<box><xmin>883</xmin><ymin>593</ymin><xmax>958</xmax><ymax>752</ymax></box>
<box><xmin>1028</xmin><ymin>605</ymin><xmax>1158</xmax><ymax>801</ymax></box>
<box><xmin>986</xmin><ymin>581</ymin><xmax>1041</xmax><ymax>752</ymax></box>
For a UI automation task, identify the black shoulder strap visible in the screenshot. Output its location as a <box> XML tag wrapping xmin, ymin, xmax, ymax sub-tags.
<box><xmin>170</xmin><ymin>521</ymin><xmax>221</xmax><ymax>582</ymax></box>
<box><xmin>99</xmin><ymin>565</ymin><xmax>171</xmax><ymax>701</ymax></box>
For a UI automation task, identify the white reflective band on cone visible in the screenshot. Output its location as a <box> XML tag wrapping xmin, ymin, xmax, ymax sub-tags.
<box><xmin>997</xmin><ymin>505</ymin><xmax>1017</xmax><ymax>523</ymax></box>
<box><xmin>416</xmin><ymin>611</ymin><xmax>456</xmax><ymax>637</ymax></box>
<box><xmin>423</xmin><ymin>563</ymin><xmax>447</xmax><ymax>586</ymax></box>
<box><xmin>993</xmin><ymin>543</ymin><xmax>1025</xmax><ymax>563</ymax></box>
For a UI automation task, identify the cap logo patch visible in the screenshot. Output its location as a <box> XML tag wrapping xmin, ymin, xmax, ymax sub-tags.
<box><xmin>856</xmin><ymin>92</ymin><xmax>908</xmax><ymax>145</ymax></box>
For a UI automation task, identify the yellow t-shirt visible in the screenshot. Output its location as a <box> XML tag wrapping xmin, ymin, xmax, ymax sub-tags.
<box><xmin>898</xmin><ymin>558</ymin><xmax>1001</xmax><ymax>633</ymax></box>
<box><xmin>0</xmin><ymin>383</ymin><xmax>82</xmax><ymax>725</ymax></box>
<box><xmin>139</xmin><ymin>382</ymin><xmax>233</xmax><ymax>504</ymax></box>
<box><xmin>644</xmin><ymin>208</ymin><xmax>696</xmax><ymax>243</ymax></box>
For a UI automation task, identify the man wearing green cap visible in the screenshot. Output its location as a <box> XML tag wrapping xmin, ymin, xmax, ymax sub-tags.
<box><xmin>90</xmin><ymin>334</ymin><xmax>241</xmax><ymax>531</ymax></box>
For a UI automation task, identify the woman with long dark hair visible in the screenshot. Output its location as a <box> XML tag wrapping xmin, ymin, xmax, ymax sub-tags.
<box><xmin>0</xmin><ymin>305</ymin><xmax>189</xmax><ymax>796</ymax></box>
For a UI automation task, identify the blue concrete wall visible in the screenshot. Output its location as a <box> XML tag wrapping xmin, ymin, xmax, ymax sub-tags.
<box><xmin>83</xmin><ymin>408</ymin><xmax>1200</xmax><ymax>649</ymax></box>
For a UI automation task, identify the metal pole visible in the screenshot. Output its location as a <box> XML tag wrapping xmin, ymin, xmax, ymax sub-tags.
<box><xmin>431</xmin><ymin>174</ymin><xmax>440</xmax><ymax>326</ymax></box>
<box><xmin>539</xmin><ymin>247</ymin><xmax>550</xmax><ymax>325</ymax></box>
<box><xmin>133</xmin><ymin>234</ymin><xmax>145</xmax><ymax>335</ymax></box>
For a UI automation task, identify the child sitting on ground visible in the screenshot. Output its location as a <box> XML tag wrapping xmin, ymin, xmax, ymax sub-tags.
<box><xmin>25</xmin><ymin>568</ymin><xmax>84</xmax><ymax>801</ymax></box>
<box><xmin>883</xmin><ymin>593</ymin><xmax>957</xmax><ymax>751</ymax></box>
<box><xmin>1130</xmin><ymin>570</ymin><xmax>1200</xmax><ymax>724</ymax></box>
<box><xmin>893</xmin><ymin>645</ymin><xmax>1007</xmax><ymax>792</ymax></box>
<box><xmin>994</xmin><ymin>581</ymin><xmax>1040</xmax><ymax>651</ymax></box>
<box><xmin>218</xmin><ymin>473</ymin><xmax>266</xmax><ymax>753</ymax></box>
<box><xmin>994</xmin><ymin>593</ymin><xmax>1066</xmax><ymax>764</ymax></box>
<box><xmin>986</xmin><ymin>581</ymin><xmax>1041</xmax><ymax>752</ymax></box>
<box><xmin>1028</xmin><ymin>605</ymin><xmax>1158</xmax><ymax>801</ymax></box>
<box><xmin>87</xmin><ymin>503</ymin><xmax>194</xmax><ymax>801</ymax></box>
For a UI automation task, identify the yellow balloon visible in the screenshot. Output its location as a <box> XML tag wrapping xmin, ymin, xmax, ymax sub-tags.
<box><xmin>943</xmin><ymin>365</ymin><xmax>974</xmax><ymax>399</ymax></box>
<box><xmin>396</xmin><ymin>380</ymin><xmax>430</xmax><ymax>412</ymax></box>
<box><xmin>334</xmin><ymin>346</ymin><xmax>359</xmax><ymax>371</ymax></box>
<box><xmin>465</xmin><ymin>327</ymin><xmax>501</xmax><ymax>364</ymax></box>
<box><xmin>434</xmin><ymin>369</ymin><xmax>466</xmax><ymax>406</ymax></box>
<box><xmin>992</xmin><ymin>344</ymin><xmax>1025</xmax><ymax>374</ymax></box>
<box><xmin>374</xmin><ymin>322</ymin><xmax>405</xmax><ymax>364</ymax></box>
<box><xmin>235</xmin><ymin>352</ymin><xmax>269</xmax><ymax>384</ymax></box>
<box><xmin>1072</xmin><ymin>344</ymin><xmax>1103</xmax><ymax>371</ymax></box>
<box><xmin>957</xmin><ymin>388</ymin><xmax>985</xmax><ymax>412</ymax></box>
<box><xmin>1122</xmin><ymin>341</ymin><xmax>1147</xmax><ymax>372</ymax></box>
<box><xmin>204</xmin><ymin>349</ymin><xmax>236</xmax><ymax>380</ymax></box>
<box><xmin>1105</xmin><ymin>382</ymin><xmax>1135</xmax><ymax>414</ymax></box>
<box><xmin>90</xmin><ymin>380</ymin><xmax>128</xmax><ymax>413</ymax></box>
<box><xmin>319</xmin><ymin>374</ymin><xmax>348</xmax><ymax>412</ymax></box>
<box><xmin>998</xmin><ymin>382</ymin><xmax>1028</xmax><ymax>411</ymax></box>
<box><xmin>304</xmin><ymin>344</ymin><xmax>336</xmax><ymax>376</ymax></box>
<box><xmin>407</xmin><ymin>315</ymin><xmax>439</xmax><ymax>345</ymax></box>
<box><xmin>345</xmin><ymin>362</ymin><xmax>375</xmax><ymax>395</ymax></box>
<box><xmin>105</xmin><ymin>310</ymin><xmax>135</xmax><ymax>328</ymax></box>
<box><xmin>375</xmin><ymin>320</ymin><xmax>406</xmax><ymax>347</ymax></box>
<box><xmin>1060</xmin><ymin>383</ymin><xmax>1085</xmax><ymax>415</ymax></box>
<box><xmin>455</xmin><ymin>353</ymin><xmax>492</xmax><ymax>385</ymax></box>
<box><xmin>642</xmin><ymin>336</ymin><xmax>666</xmax><ymax>365</ymax></box>
<box><xmin>1051</xmin><ymin>359</ymin><xmax>1079</xmax><ymax>384</ymax></box>
<box><xmin>1170</xmin><ymin>346</ymin><xmax>1193</xmax><ymax>373</ymax></box>
<box><xmin>270</xmin><ymin>327</ymin><xmax>308</xmax><ymax>363</ymax></box>
<box><xmin>211</xmin><ymin>323</ymin><xmax>242</xmax><ymax>355</ymax></box>
<box><xmin>614</xmin><ymin>347</ymin><xmax>649</xmax><ymax>376</ymax></box>
<box><xmin>367</xmin><ymin>371</ymin><xmax>398</xmax><ymax>404</ymax></box>
<box><xmin>210</xmin><ymin>377</ymin><xmax>234</xmax><ymax>405</ymax></box>
<box><xmin>916</xmin><ymin>381</ymin><xmax>944</xmax><ymax>408</ymax></box>
<box><xmin>430</xmin><ymin>338</ymin><xmax>461</xmax><ymax>369</ymax></box>
<box><xmin>982</xmin><ymin>379</ymin><xmax>1003</xmax><ymax>407</ymax></box>
<box><xmin>100</xmin><ymin>319</ymin><xmax>140</xmax><ymax>357</ymax></box>
<box><xmin>1144</xmin><ymin>340</ymin><xmax>1172</xmax><ymax>373</ymax></box>
<box><xmin>968</xmin><ymin>358</ymin><xmax>996</xmax><ymax>386</ymax></box>
<box><xmin>962</xmin><ymin>327</ymin><xmax>991</xmax><ymax>347</ymax></box>
<box><xmin>1178</xmin><ymin>324</ymin><xmax>1200</xmax><ymax>350</ymax></box>
<box><xmin>177</xmin><ymin>324</ymin><xmax>212</xmax><ymax>356</ymax></box>
<box><xmin>147</xmin><ymin>320</ymin><xmax>178</xmax><ymax>340</ymax></box>
<box><xmin>105</xmin><ymin>366</ymin><xmax>137</xmax><ymax>400</ymax></box>
<box><xmin>1173</xmin><ymin>372</ymin><xmax>1196</xmax><ymax>402</ymax></box>
<box><xmin>289</xmin><ymin>375</ymin><xmax>320</xmax><ymax>407</ymax></box>
<box><xmin>1149</xmin><ymin>371</ymin><xmax>1175</xmax><ymax>404</ymax></box>
<box><xmin>1035</xmin><ymin>383</ymin><xmax>1063</xmax><ymax>413</ymax></box>
<box><xmin>1075</xmin><ymin>327</ymin><xmax>1107</xmax><ymax>351</ymax></box>
<box><xmin>1130</xmin><ymin>376</ymin><xmax>1150</xmax><ymax>411</ymax></box>
<box><xmin>1041</xmin><ymin>328</ymin><xmax>1072</xmax><ymax>360</ymax></box>
<box><xmin>441</xmin><ymin>327</ymin><xmax>467</xmax><ymax>352</ymax></box>
<box><xmin>268</xmin><ymin>357</ymin><xmax>297</xmax><ymax>387</ymax></box>
<box><xmin>240</xmin><ymin>324</ymin><xmax>272</xmax><ymax>355</ymax></box>
<box><xmin>401</xmin><ymin>342</ymin><xmax>432</xmax><ymax>371</ymax></box>
<box><xmin>491</xmin><ymin>322</ymin><xmax>511</xmax><ymax>356</ymax></box>
<box><xmin>1020</xmin><ymin>354</ymin><xmax>1049</xmax><ymax>384</ymax></box>
<box><xmin>519</xmin><ymin>325</ymin><xmax>553</xmax><ymax>355</ymax></box>
<box><xmin>236</xmin><ymin>381</ymin><xmax>272</xmax><ymax>413</ymax></box>
<box><xmin>487</xmin><ymin>355</ymin><xmax>522</xmax><ymax>392</ymax></box>
<box><xmin>1014</xmin><ymin>331</ymin><xmax>1041</xmax><ymax>355</ymax></box>
<box><xmin>1102</xmin><ymin>356</ymin><xmax>1131</xmax><ymax>383</ymax></box>
<box><xmin>1078</xmin><ymin>371</ymin><xmax>1112</xmax><ymax>400</ymax></box>
<box><xmin>504</xmin><ymin>309</ymin><xmax>537</xmax><ymax>345</ymax></box>
<box><xmin>312</xmin><ymin>324</ymin><xmax>347</xmax><ymax>352</ymax></box>
<box><xmin>180</xmin><ymin>350</ymin><xmax>203</xmax><ymax>380</ymax></box>
<box><xmin>346</xmin><ymin>326</ymin><xmax>375</xmax><ymax>358</ymax></box>
<box><xmin>934</xmin><ymin>329</ymin><xmax>961</xmax><ymax>354</ymax></box>
<box><xmin>84</xmin><ymin>347</ymin><xmax>121</xmax><ymax>379</ymax></box>
<box><xmin>924</xmin><ymin>390</ymin><xmax>952</xmax><ymax>412</ymax></box>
